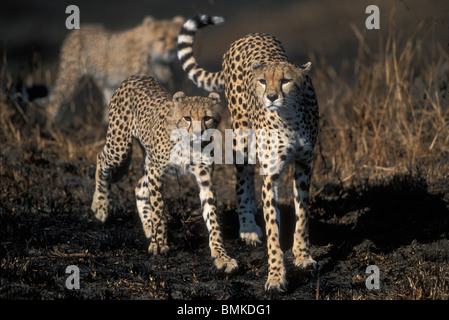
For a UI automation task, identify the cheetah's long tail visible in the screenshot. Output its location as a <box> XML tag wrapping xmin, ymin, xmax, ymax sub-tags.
<box><xmin>177</xmin><ymin>15</ymin><xmax>225</xmax><ymax>92</ymax></box>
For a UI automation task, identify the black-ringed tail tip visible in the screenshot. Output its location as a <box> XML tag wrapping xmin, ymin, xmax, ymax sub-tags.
<box><xmin>177</xmin><ymin>15</ymin><xmax>226</xmax><ymax>92</ymax></box>
<box><xmin>177</xmin><ymin>15</ymin><xmax>224</xmax><ymax>57</ymax></box>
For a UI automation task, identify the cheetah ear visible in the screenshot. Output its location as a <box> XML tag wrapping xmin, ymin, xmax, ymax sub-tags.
<box><xmin>172</xmin><ymin>16</ymin><xmax>185</xmax><ymax>25</ymax></box>
<box><xmin>299</xmin><ymin>62</ymin><xmax>312</xmax><ymax>73</ymax></box>
<box><xmin>251</xmin><ymin>61</ymin><xmax>264</xmax><ymax>72</ymax></box>
<box><xmin>173</xmin><ymin>91</ymin><xmax>186</xmax><ymax>103</ymax></box>
<box><xmin>208</xmin><ymin>92</ymin><xmax>221</xmax><ymax>104</ymax></box>
<box><xmin>143</xmin><ymin>16</ymin><xmax>154</xmax><ymax>25</ymax></box>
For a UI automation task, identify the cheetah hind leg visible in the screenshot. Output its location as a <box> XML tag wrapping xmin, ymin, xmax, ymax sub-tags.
<box><xmin>91</xmin><ymin>152</ymin><xmax>113</xmax><ymax>223</ymax></box>
<box><xmin>135</xmin><ymin>156</ymin><xmax>153</xmax><ymax>240</ymax></box>
<box><xmin>235</xmin><ymin>164</ymin><xmax>263</xmax><ymax>246</ymax></box>
<box><xmin>135</xmin><ymin>175</ymin><xmax>153</xmax><ymax>239</ymax></box>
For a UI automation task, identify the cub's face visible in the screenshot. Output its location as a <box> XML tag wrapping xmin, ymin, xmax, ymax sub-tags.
<box><xmin>251</xmin><ymin>61</ymin><xmax>312</xmax><ymax>111</ymax></box>
<box><xmin>167</xmin><ymin>91</ymin><xmax>222</xmax><ymax>142</ymax></box>
<box><xmin>144</xmin><ymin>16</ymin><xmax>185</xmax><ymax>63</ymax></box>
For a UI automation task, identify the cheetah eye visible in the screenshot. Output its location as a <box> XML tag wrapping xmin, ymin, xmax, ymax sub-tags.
<box><xmin>280</xmin><ymin>78</ymin><xmax>291</xmax><ymax>85</ymax></box>
<box><xmin>258</xmin><ymin>79</ymin><xmax>266</xmax><ymax>85</ymax></box>
<box><xmin>203</xmin><ymin>116</ymin><xmax>213</xmax><ymax>122</ymax></box>
<box><xmin>183</xmin><ymin>116</ymin><xmax>192</xmax><ymax>122</ymax></box>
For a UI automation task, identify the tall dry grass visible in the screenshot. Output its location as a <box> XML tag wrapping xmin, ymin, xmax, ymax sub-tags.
<box><xmin>312</xmin><ymin>14</ymin><xmax>449</xmax><ymax>191</ymax></box>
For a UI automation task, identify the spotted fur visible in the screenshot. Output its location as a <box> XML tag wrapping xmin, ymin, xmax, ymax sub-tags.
<box><xmin>91</xmin><ymin>75</ymin><xmax>237</xmax><ymax>273</ymax></box>
<box><xmin>178</xmin><ymin>15</ymin><xmax>319</xmax><ymax>292</ymax></box>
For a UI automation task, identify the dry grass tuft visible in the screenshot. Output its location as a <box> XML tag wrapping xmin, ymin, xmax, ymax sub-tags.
<box><xmin>312</xmin><ymin>13</ymin><xmax>449</xmax><ymax>191</ymax></box>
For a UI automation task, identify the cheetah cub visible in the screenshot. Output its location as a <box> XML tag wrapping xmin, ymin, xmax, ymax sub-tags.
<box><xmin>91</xmin><ymin>75</ymin><xmax>237</xmax><ymax>273</ymax></box>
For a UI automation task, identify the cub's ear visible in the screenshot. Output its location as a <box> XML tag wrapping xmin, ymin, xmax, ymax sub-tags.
<box><xmin>251</xmin><ymin>61</ymin><xmax>264</xmax><ymax>72</ymax></box>
<box><xmin>208</xmin><ymin>92</ymin><xmax>221</xmax><ymax>104</ymax></box>
<box><xmin>173</xmin><ymin>91</ymin><xmax>186</xmax><ymax>103</ymax></box>
<box><xmin>299</xmin><ymin>61</ymin><xmax>312</xmax><ymax>73</ymax></box>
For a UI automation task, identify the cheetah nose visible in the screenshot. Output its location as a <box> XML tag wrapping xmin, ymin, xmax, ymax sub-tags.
<box><xmin>267</xmin><ymin>94</ymin><xmax>278</xmax><ymax>102</ymax></box>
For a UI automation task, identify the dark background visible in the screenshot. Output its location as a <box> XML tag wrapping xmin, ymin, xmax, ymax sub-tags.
<box><xmin>1</xmin><ymin>0</ymin><xmax>447</xmax><ymax>79</ymax></box>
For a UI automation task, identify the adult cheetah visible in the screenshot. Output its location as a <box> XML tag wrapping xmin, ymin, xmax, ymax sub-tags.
<box><xmin>177</xmin><ymin>15</ymin><xmax>319</xmax><ymax>292</ymax></box>
<box><xmin>91</xmin><ymin>75</ymin><xmax>237</xmax><ymax>274</ymax></box>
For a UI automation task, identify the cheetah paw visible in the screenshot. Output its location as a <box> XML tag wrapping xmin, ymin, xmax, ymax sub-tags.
<box><xmin>148</xmin><ymin>243</ymin><xmax>169</xmax><ymax>256</ymax></box>
<box><xmin>239</xmin><ymin>226</ymin><xmax>263</xmax><ymax>246</ymax></box>
<box><xmin>91</xmin><ymin>201</ymin><xmax>108</xmax><ymax>223</ymax></box>
<box><xmin>294</xmin><ymin>257</ymin><xmax>317</xmax><ymax>271</ymax></box>
<box><xmin>264</xmin><ymin>275</ymin><xmax>287</xmax><ymax>293</ymax></box>
<box><xmin>214</xmin><ymin>255</ymin><xmax>239</xmax><ymax>274</ymax></box>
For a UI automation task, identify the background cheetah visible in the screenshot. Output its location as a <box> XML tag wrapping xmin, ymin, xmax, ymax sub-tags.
<box><xmin>91</xmin><ymin>75</ymin><xmax>238</xmax><ymax>274</ymax></box>
<box><xmin>43</xmin><ymin>16</ymin><xmax>184</xmax><ymax>123</ymax></box>
<box><xmin>178</xmin><ymin>15</ymin><xmax>319</xmax><ymax>292</ymax></box>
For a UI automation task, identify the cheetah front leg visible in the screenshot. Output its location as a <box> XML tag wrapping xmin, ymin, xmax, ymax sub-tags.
<box><xmin>189</xmin><ymin>164</ymin><xmax>238</xmax><ymax>273</ymax></box>
<box><xmin>146</xmin><ymin>165</ymin><xmax>169</xmax><ymax>255</ymax></box>
<box><xmin>262</xmin><ymin>173</ymin><xmax>287</xmax><ymax>292</ymax></box>
<box><xmin>292</xmin><ymin>160</ymin><xmax>317</xmax><ymax>270</ymax></box>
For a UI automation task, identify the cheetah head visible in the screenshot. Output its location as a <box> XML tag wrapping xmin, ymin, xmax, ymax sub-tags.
<box><xmin>251</xmin><ymin>61</ymin><xmax>312</xmax><ymax>111</ymax></box>
<box><xmin>167</xmin><ymin>91</ymin><xmax>222</xmax><ymax>142</ymax></box>
<box><xmin>143</xmin><ymin>16</ymin><xmax>185</xmax><ymax>63</ymax></box>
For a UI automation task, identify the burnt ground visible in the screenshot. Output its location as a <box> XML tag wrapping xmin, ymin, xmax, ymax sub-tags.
<box><xmin>0</xmin><ymin>103</ymin><xmax>448</xmax><ymax>301</ymax></box>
